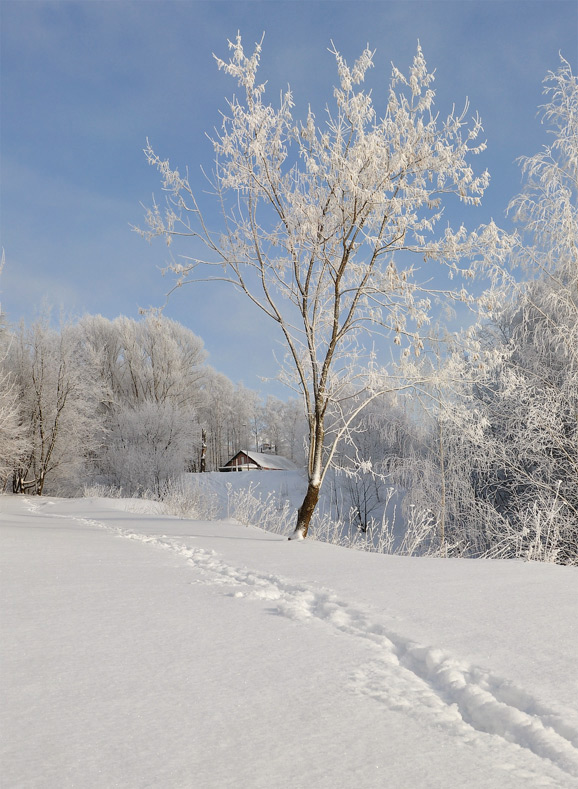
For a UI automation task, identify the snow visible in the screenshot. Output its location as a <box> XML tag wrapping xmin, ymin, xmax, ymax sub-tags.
<box><xmin>2</xmin><ymin>492</ymin><xmax>578</xmax><ymax>788</ymax></box>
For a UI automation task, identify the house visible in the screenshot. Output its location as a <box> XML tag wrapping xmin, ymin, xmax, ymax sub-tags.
<box><xmin>220</xmin><ymin>450</ymin><xmax>297</xmax><ymax>472</ymax></box>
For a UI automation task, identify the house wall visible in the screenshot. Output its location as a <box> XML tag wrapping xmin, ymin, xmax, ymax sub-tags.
<box><xmin>222</xmin><ymin>451</ymin><xmax>260</xmax><ymax>471</ymax></box>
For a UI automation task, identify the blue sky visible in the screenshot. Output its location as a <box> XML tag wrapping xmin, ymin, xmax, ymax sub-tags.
<box><xmin>1</xmin><ymin>0</ymin><xmax>577</xmax><ymax>397</ymax></box>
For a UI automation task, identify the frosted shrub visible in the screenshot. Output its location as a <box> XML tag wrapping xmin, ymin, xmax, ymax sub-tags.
<box><xmin>226</xmin><ymin>479</ymin><xmax>407</xmax><ymax>555</ymax></box>
<box><xmin>307</xmin><ymin>509</ymin><xmax>348</xmax><ymax>546</ymax></box>
<box><xmin>226</xmin><ymin>483</ymin><xmax>294</xmax><ymax>535</ymax></box>
<box><xmin>159</xmin><ymin>477</ymin><xmax>220</xmax><ymax>520</ymax></box>
<box><xmin>397</xmin><ymin>505</ymin><xmax>468</xmax><ymax>558</ymax></box>
<box><xmin>83</xmin><ymin>483</ymin><xmax>123</xmax><ymax>499</ymax></box>
<box><xmin>520</xmin><ymin>505</ymin><xmax>568</xmax><ymax>564</ymax></box>
<box><xmin>226</xmin><ymin>482</ymin><xmax>353</xmax><ymax>544</ymax></box>
<box><xmin>307</xmin><ymin>502</ymin><xmax>397</xmax><ymax>552</ymax></box>
<box><xmin>360</xmin><ymin>515</ymin><xmax>396</xmax><ymax>555</ymax></box>
<box><xmin>482</xmin><ymin>497</ymin><xmax>577</xmax><ymax>565</ymax></box>
<box><xmin>398</xmin><ymin>507</ymin><xmax>436</xmax><ymax>556</ymax></box>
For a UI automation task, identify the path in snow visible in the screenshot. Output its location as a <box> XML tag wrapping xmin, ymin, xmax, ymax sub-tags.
<box><xmin>24</xmin><ymin>497</ymin><xmax>578</xmax><ymax>784</ymax></box>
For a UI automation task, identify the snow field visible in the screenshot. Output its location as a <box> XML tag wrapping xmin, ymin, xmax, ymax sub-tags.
<box><xmin>94</xmin><ymin>517</ymin><xmax>578</xmax><ymax>781</ymax></box>
<box><xmin>2</xmin><ymin>494</ymin><xmax>578</xmax><ymax>788</ymax></box>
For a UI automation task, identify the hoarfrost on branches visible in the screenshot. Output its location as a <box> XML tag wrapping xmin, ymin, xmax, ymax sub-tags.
<box><xmin>401</xmin><ymin>59</ymin><xmax>578</xmax><ymax>563</ymax></box>
<box><xmin>138</xmin><ymin>35</ymin><xmax>512</xmax><ymax>537</ymax></box>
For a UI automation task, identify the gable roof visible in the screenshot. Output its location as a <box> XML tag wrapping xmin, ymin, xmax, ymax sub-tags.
<box><xmin>243</xmin><ymin>450</ymin><xmax>298</xmax><ymax>471</ymax></box>
<box><xmin>223</xmin><ymin>450</ymin><xmax>298</xmax><ymax>471</ymax></box>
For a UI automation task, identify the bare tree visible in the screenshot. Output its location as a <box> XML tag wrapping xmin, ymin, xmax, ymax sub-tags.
<box><xmin>138</xmin><ymin>36</ymin><xmax>511</xmax><ymax>537</ymax></box>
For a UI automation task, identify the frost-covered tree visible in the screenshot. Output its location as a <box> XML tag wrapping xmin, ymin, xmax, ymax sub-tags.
<box><xmin>278</xmin><ymin>397</ymin><xmax>309</xmax><ymax>466</ymax></box>
<box><xmin>80</xmin><ymin>313</ymin><xmax>206</xmax><ymax>410</ymax></box>
<box><xmin>139</xmin><ymin>36</ymin><xmax>511</xmax><ymax>537</ymax></box>
<box><xmin>0</xmin><ymin>350</ymin><xmax>28</xmax><ymax>490</ymax></box>
<box><xmin>407</xmin><ymin>59</ymin><xmax>578</xmax><ymax>563</ymax></box>
<box><xmin>472</xmin><ymin>59</ymin><xmax>578</xmax><ymax>562</ymax></box>
<box><xmin>229</xmin><ymin>384</ymin><xmax>261</xmax><ymax>453</ymax></box>
<box><xmin>0</xmin><ymin>294</ymin><xmax>29</xmax><ymax>488</ymax></box>
<box><xmin>261</xmin><ymin>395</ymin><xmax>308</xmax><ymax>463</ymax></box>
<box><xmin>10</xmin><ymin>318</ymin><xmax>102</xmax><ymax>495</ymax></box>
<box><xmin>80</xmin><ymin>314</ymin><xmax>206</xmax><ymax>490</ymax></box>
<box><xmin>510</xmin><ymin>57</ymin><xmax>577</xmax><ymax>290</ymax></box>
<box><xmin>103</xmin><ymin>400</ymin><xmax>198</xmax><ymax>496</ymax></box>
<box><xmin>196</xmin><ymin>369</ymin><xmax>235</xmax><ymax>471</ymax></box>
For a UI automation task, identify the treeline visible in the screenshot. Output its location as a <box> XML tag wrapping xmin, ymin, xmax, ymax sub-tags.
<box><xmin>1</xmin><ymin>263</ymin><xmax>576</xmax><ymax>562</ymax></box>
<box><xmin>0</xmin><ymin>312</ymin><xmax>308</xmax><ymax>496</ymax></box>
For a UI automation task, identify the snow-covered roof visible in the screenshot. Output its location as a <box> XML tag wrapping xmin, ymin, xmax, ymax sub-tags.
<box><xmin>232</xmin><ymin>450</ymin><xmax>298</xmax><ymax>471</ymax></box>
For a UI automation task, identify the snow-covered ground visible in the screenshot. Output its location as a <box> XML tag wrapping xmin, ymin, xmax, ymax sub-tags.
<box><xmin>2</xmin><ymin>491</ymin><xmax>578</xmax><ymax>788</ymax></box>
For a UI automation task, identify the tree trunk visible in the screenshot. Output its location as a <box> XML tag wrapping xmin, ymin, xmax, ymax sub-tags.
<box><xmin>438</xmin><ymin>417</ymin><xmax>446</xmax><ymax>554</ymax></box>
<box><xmin>289</xmin><ymin>480</ymin><xmax>320</xmax><ymax>540</ymax></box>
<box><xmin>36</xmin><ymin>469</ymin><xmax>46</xmax><ymax>496</ymax></box>
<box><xmin>13</xmin><ymin>469</ymin><xmax>37</xmax><ymax>494</ymax></box>
<box><xmin>200</xmin><ymin>429</ymin><xmax>207</xmax><ymax>473</ymax></box>
<box><xmin>13</xmin><ymin>468</ymin><xmax>23</xmax><ymax>494</ymax></box>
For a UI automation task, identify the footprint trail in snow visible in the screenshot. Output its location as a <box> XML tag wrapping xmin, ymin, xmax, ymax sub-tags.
<box><xmin>26</xmin><ymin>499</ymin><xmax>578</xmax><ymax>784</ymax></box>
